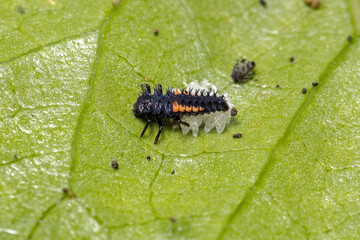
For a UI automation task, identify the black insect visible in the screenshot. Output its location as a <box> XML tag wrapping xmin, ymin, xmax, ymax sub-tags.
<box><xmin>231</xmin><ymin>59</ymin><xmax>256</xmax><ymax>83</ymax></box>
<box><xmin>133</xmin><ymin>84</ymin><xmax>229</xmax><ymax>144</ymax></box>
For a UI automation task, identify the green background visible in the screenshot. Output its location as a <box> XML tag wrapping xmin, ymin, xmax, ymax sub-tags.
<box><xmin>1</xmin><ymin>0</ymin><xmax>360</xmax><ymax>239</ymax></box>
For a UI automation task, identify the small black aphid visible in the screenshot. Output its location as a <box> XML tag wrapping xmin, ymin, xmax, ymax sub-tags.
<box><xmin>133</xmin><ymin>84</ymin><xmax>230</xmax><ymax>144</ymax></box>
<box><xmin>347</xmin><ymin>35</ymin><xmax>352</xmax><ymax>42</ymax></box>
<box><xmin>302</xmin><ymin>88</ymin><xmax>307</xmax><ymax>94</ymax></box>
<box><xmin>171</xmin><ymin>170</ymin><xmax>175</xmax><ymax>174</ymax></box>
<box><xmin>312</xmin><ymin>82</ymin><xmax>318</xmax><ymax>86</ymax></box>
<box><xmin>231</xmin><ymin>59</ymin><xmax>256</xmax><ymax>83</ymax></box>
<box><xmin>289</xmin><ymin>57</ymin><xmax>294</xmax><ymax>62</ymax></box>
<box><xmin>146</xmin><ymin>156</ymin><xmax>151</xmax><ymax>161</ymax></box>
<box><xmin>111</xmin><ymin>158</ymin><xmax>118</xmax><ymax>169</ymax></box>
<box><xmin>153</xmin><ymin>29</ymin><xmax>159</xmax><ymax>35</ymax></box>
<box><xmin>259</xmin><ymin>0</ymin><xmax>267</xmax><ymax>7</ymax></box>
<box><xmin>233</xmin><ymin>133</ymin><xmax>242</xmax><ymax>138</ymax></box>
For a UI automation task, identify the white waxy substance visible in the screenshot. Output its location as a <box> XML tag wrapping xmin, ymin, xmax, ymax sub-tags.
<box><xmin>179</xmin><ymin>80</ymin><xmax>234</xmax><ymax>137</ymax></box>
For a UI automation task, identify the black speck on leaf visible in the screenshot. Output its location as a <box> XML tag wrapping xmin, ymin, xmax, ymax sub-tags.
<box><xmin>153</xmin><ymin>29</ymin><xmax>159</xmax><ymax>35</ymax></box>
<box><xmin>276</xmin><ymin>85</ymin><xmax>280</xmax><ymax>88</ymax></box>
<box><xmin>146</xmin><ymin>156</ymin><xmax>151</xmax><ymax>161</ymax></box>
<box><xmin>17</xmin><ymin>5</ymin><xmax>25</xmax><ymax>14</ymax></box>
<box><xmin>62</xmin><ymin>188</ymin><xmax>68</xmax><ymax>194</ymax></box>
<box><xmin>312</xmin><ymin>82</ymin><xmax>319</xmax><ymax>86</ymax></box>
<box><xmin>170</xmin><ymin>217</ymin><xmax>177</xmax><ymax>222</ymax></box>
<box><xmin>13</xmin><ymin>154</ymin><xmax>18</xmax><ymax>160</ymax></box>
<box><xmin>259</xmin><ymin>0</ymin><xmax>267</xmax><ymax>7</ymax></box>
<box><xmin>111</xmin><ymin>158</ymin><xmax>118</xmax><ymax>169</ymax></box>
<box><xmin>347</xmin><ymin>35</ymin><xmax>352</xmax><ymax>42</ymax></box>
<box><xmin>302</xmin><ymin>88</ymin><xmax>307</xmax><ymax>94</ymax></box>
<box><xmin>171</xmin><ymin>170</ymin><xmax>175</xmax><ymax>174</ymax></box>
<box><xmin>233</xmin><ymin>133</ymin><xmax>242</xmax><ymax>138</ymax></box>
<box><xmin>289</xmin><ymin>57</ymin><xmax>294</xmax><ymax>62</ymax></box>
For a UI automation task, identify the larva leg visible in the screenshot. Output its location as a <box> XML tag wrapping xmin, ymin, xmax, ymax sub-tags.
<box><xmin>140</xmin><ymin>119</ymin><xmax>151</xmax><ymax>137</ymax></box>
<box><xmin>154</xmin><ymin>119</ymin><xmax>164</xmax><ymax>144</ymax></box>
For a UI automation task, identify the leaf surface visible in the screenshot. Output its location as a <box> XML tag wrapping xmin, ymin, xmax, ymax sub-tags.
<box><xmin>0</xmin><ymin>0</ymin><xmax>359</xmax><ymax>239</ymax></box>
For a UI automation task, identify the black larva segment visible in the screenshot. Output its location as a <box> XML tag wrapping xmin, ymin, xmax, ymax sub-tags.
<box><xmin>133</xmin><ymin>84</ymin><xmax>232</xmax><ymax>144</ymax></box>
<box><xmin>173</xmin><ymin>91</ymin><xmax>229</xmax><ymax>116</ymax></box>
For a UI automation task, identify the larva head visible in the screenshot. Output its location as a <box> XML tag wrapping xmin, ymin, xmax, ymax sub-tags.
<box><xmin>219</xmin><ymin>96</ymin><xmax>229</xmax><ymax>111</ymax></box>
<box><xmin>133</xmin><ymin>93</ymin><xmax>152</xmax><ymax>119</ymax></box>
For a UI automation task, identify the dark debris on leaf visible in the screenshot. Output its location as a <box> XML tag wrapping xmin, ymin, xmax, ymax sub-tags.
<box><xmin>171</xmin><ymin>170</ymin><xmax>175</xmax><ymax>174</ymax></box>
<box><xmin>62</xmin><ymin>188</ymin><xmax>68</xmax><ymax>194</ymax></box>
<box><xmin>302</xmin><ymin>88</ymin><xmax>307</xmax><ymax>94</ymax></box>
<box><xmin>312</xmin><ymin>82</ymin><xmax>319</xmax><ymax>86</ymax></box>
<box><xmin>231</xmin><ymin>59</ymin><xmax>256</xmax><ymax>83</ymax></box>
<box><xmin>153</xmin><ymin>29</ymin><xmax>159</xmax><ymax>35</ymax></box>
<box><xmin>233</xmin><ymin>133</ymin><xmax>242</xmax><ymax>138</ymax></box>
<box><xmin>276</xmin><ymin>85</ymin><xmax>280</xmax><ymax>88</ymax></box>
<box><xmin>170</xmin><ymin>217</ymin><xmax>177</xmax><ymax>223</ymax></box>
<box><xmin>347</xmin><ymin>35</ymin><xmax>352</xmax><ymax>42</ymax></box>
<box><xmin>231</xmin><ymin>107</ymin><xmax>238</xmax><ymax>117</ymax></box>
<box><xmin>289</xmin><ymin>57</ymin><xmax>294</xmax><ymax>62</ymax></box>
<box><xmin>146</xmin><ymin>156</ymin><xmax>151</xmax><ymax>161</ymax></box>
<box><xmin>259</xmin><ymin>0</ymin><xmax>267</xmax><ymax>7</ymax></box>
<box><xmin>111</xmin><ymin>158</ymin><xmax>118</xmax><ymax>169</ymax></box>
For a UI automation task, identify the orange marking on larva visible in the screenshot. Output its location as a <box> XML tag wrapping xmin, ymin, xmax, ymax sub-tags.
<box><xmin>186</xmin><ymin>106</ymin><xmax>191</xmax><ymax>112</ymax></box>
<box><xmin>183</xmin><ymin>90</ymin><xmax>189</xmax><ymax>95</ymax></box>
<box><xmin>192</xmin><ymin>107</ymin><xmax>199</xmax><ymax>112</ymax></box>
<box><xmin>174</xmin><ymin>89</ymin><xmax>181</xmax><ymax>95</ymax></box>
<box><xmin>199</xmin><ymin>107</ymin><xmax>205</xmax><ymax>111</ymax></box>
<box><xmin>179</xmin><ymin>105</ymin><xmax>186</xmax><ymax>112</ymax></box>
<box><xmin>172</xmin><ymin>101</ymin><xmax>179</xmax><ymax>112</ymax></box>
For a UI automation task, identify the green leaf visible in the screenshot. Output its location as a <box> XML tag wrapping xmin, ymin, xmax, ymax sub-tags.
<box><xmin>1</xmin><ymin>0</ymin><xmax>359</xmax><ymax>239</ymax></box>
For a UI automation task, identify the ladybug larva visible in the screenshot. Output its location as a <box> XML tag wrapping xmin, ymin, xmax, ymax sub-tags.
<box><xmin>133</xmin><ymin>80</ymin><xmax>237</xmax><ymax>144</ymax></box>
